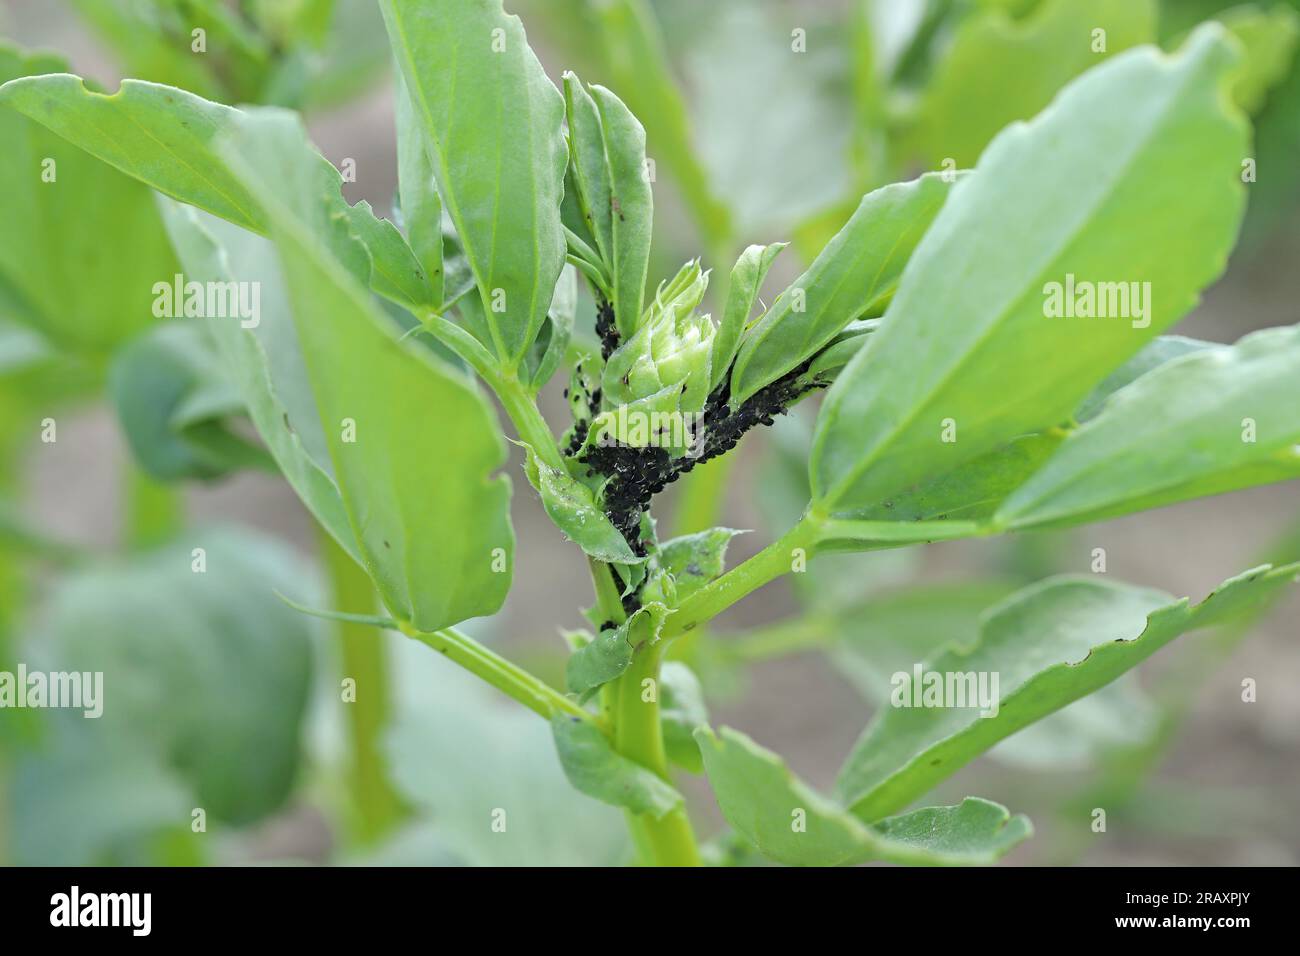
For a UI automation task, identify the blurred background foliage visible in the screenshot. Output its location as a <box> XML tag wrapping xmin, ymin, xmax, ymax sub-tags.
<box><xmin>0</xmin><ymin>0</ymin><xmax>1297</xmax><ymax>866</ymax></box>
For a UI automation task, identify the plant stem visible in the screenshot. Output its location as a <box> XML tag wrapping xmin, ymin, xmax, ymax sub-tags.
<box><xmin>664</xmin><ymin>513</ymin><xmax>822</xmax><ymax>640</ymax></box>
<box><xmin>589</xmin><ymin>549</ymin><xmax>699</xmax><ymax>865</ymax></box>
<box><xmin>401</xmin><ymin>623</ymin><xmax>596</xmax><ymax>727</ymax></box>
<box><xmin>422</xmin><ymin>346</ymin><xmax>697</xmax><ymax>863</ymax></box>
<box><xmin>496</xmin><ymin>372</ymin><xmax>570</xmax><ymax>471</ymax></box>
<box><xmin>663</xmin><ymin>456</ymin><xmax>736</xmax><ymax>669</ymax></box>
<box><xmin>612</xmin><ymin>641</ymin><xmax>701</xmax><ymax>866</ymax></box>
<box><xmin>588</xmin><ymin>556</ymin><xmax>628</xmax><ymax>626</ymax></box>
<box><xmin>319</xmin><ymin>527</ymin><xmax>406</xmax><ymax>845</ymax></box>
<box><xmin>124</xmin><ymin>463</ymin><xmax>182</xmax><ymax>549</ymax></box>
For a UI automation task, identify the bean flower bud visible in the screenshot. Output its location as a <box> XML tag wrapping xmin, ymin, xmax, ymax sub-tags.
<box><xmin>589</xmin><ymin>261</ymin><xmax>715</xmax><ymax>456</ymax></box>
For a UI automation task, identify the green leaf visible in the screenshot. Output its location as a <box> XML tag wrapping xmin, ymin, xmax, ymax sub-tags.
<box><xmin>794</xmin><ymin>320</ymin><xmax>879</xmax><ymax>391</ymax></box>
<box><xmin>729</xmin><ymin>172</ymin><xmax>959</xmax><ymax>405</ymax></box>
<box><xmin>899</xmin><ymin>0</ymin><xmax>1157</xmax><ymax>168</ymax></box>
<box><xmin>843</xmin><ymin>432</ymin><xmax>1064</xmax><ymax>523</ymax></box>
<box><xmin>14</xmin><ymin>526</ymin><xmax>316</xmax><ymax>855</ymax></box>
<box><xmin>387</xmin><ymin>638</ymin><xmax>628</xmax><ymax>866</ymax></box>
<box><xmin>1073</xmin><ymin>334</ymin><xmax>1216</xmax><ymax>421</ymax></box>
<box><xmin>660</xmin><ymin>661</ymin><xmax>708</xmax><ymax>774</ymax></box>
<box><xmin>552</xmin><ymin>714</ymin><xmax>684</xmax><ymax>819</ymax></box>
<box><xmin>564</xmin><ymin>73</ymin><xmax>613</xmax><ymax>273</ymax></box>
<box><xmin>811</xmin><ymin>26</ymin><xmax>1248</xmax><ymax>513</ymax></box>
<box><xmin>585</xmin><ymin>0</ymin><xmax>732</xmax><ymax>260</ymax></box>
<box><xmin>710</xmin><ymin>242</ymin><xmax>786</xmax><ymax>391</ymax></box>
<box><xmin>395</xmin><ymin>67</ymin><xmax>443</xmax><ymax>308</ymax></box>
<box><xmin>835</xmin><ymin>564</ymin><xmax>1300</xmax><ymax>821</ymax></box>
<box><xmin>565</xmin><ymin>603</ymin><xmax>668</xmax><ymax>701</ymax></box>
<box><xmin>684</xmin><ymin>3</ymin><xmax>853</xmax><ymax>237</ymax></box>
<box><xmin>67</xmin><ymin>0</ymin><xmax>230</xmax><ymax>101</ymax></box>
<box><xmin>526</xmin><ymin>265</ymin><xmax>577</xmax><ymax>390</ymax></box>
<box><xmin>155</xmin><ymin>199</ymin><xmax>363</xmax><ymax>565</ymax></box>
<box><xmin>1214</xmin><ymin>3</ymin><xmax>1300</xmax><ymax>113</ymax></box>
<box><xmin>12</xmin><ymin>718</ymin><xmax>194</xmax><ymax>866</ymax></box>
<box><xmin>0</xmin><ymin>72</ymin><xmax>431</xmax><ymax>311</ymax></box>
<box><xmin>109</xmin><ymin>321</ymin><xmax>271</xmax><ymax>482</ymax></box>
<box><xmin>563</xmin><ymin>74</ymin><xmax>653</xmax><ymax>337</ymax></box>
<box><xmin>343</xmin><ymin>202</ymin><xmax>434</xmax><ymax>311</ymax></box>
<box><xmin>381</xmin><ymin>0</ymin><xmax>568</xmax><ymax>367</ymax></box>
<box><xmin>523</xmin><ymin>444</ymin><xmax>639</xmax><ymax>564</ymax></box>
<box><xmin>1240</xmin><ymin>4</ymin><xmax>1300</xmax><ymax>242</ymax></box>
<box><xmin>829</xmin><ymin>580</ymin><xmax>1022</xmax><ymax>705</ymax></box>
<box><xmin>0</xmin><ymin>46</ymin><xmax>179</xmax><ymax>353</ymax></box>
<box><xmin>696</xmin><ymin>726</ymin><xmax>1031</xmax><ymax>866</ymax></box>
<box><xmin>870</xmin><ymin>799</ymin><xmax>1034</xmax><ymax>864</ymax></box>
<box><xmin>656</xmin><ymin>527</ymin><xmax>745</xmax><ymax>603</ymax></box>
<box><xmin>826</xmin><ymin>578</ymin><xmax>1160</xmax><ymax>771</ymax></box>
<box><xmin>996</xmin><ymin>325</ymin><xmax>1300</xmax><ymax>530</ymax></box>
<box><xmin>592</xmin><ymin>83</ymin><xmax>653</xmax><ymax>336</ymax></box>
<box><xmin>0</xmin><ymin>74</ymin><xmax>252</xmax><ymax>231</ymax></box>
<box><xmin>222</xmin><ymin>108</ymin><xmax>514</xmax><ymax>632</ymax></box>
<box><xmin>992</xmin><ymin>676</ymin><xmax>1160</xmax><ymax>770</ymax></box>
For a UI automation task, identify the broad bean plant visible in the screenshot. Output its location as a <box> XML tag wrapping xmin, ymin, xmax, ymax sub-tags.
<box><xmin>3</xmin><ymin>0</ymin><xmax>1297</xmax><ymax>866</ymax></box>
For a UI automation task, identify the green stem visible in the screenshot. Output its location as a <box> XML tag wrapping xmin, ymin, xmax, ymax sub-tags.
<box><xmin>664</xmin><ymin>513</ymin><xmax>987</xmax><ymax>642</ymax></box>
<box><xmin>395</xmin><ymin>340</ymin><xmax>601</xmax><ymax>726</ymax></box>
<box><xmin>588</xmin><ymin>556</ymin><xmax>628</xmax><ymax>626</ymax></box>
<box><xmin>319</xmin><ymin>528</ymin><xmax>406</xmax><ymax>845</ymax></box>
<box><xmin>665</xmin><ymin>513</ymin><xmax>822</xmax><ymax>640</ymax></box>
<box><xmin>497</xmin><ymin>373</ymin><xmax>569</xmax><ymax>469</ymax></box>
<box><xmin>589</xmin><ymin>550</ymin><xmax>699</xmax><ymax>865</ymax></box>
<box><xmin>402</xmin><ymin>623</ymin><xmax>596</xmax><ymax>727</ymax></box>
<box><xmin>612</xmin><ymin>641</ymin><xmax>701</xmax><ymax>866</ymax></box>
<box><xmin>414</xmin><ymin>340</ymin><xmax>696</xmax><ymax>863</ymax></box>
<box><xmin>124</xmin><ymin>463</ymin><xmax>183</xmax><ymax>549</ymax></box>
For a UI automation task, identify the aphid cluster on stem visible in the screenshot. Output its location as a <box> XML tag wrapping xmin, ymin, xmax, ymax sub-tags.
<box><xmin>573</xmin><ymin>357</ymin><xmax>824</xmax><ymax>555</ymax></box>
<box><xmin>594</xmin><ymin>299</ymin><xmax>619</xmax><ymax>361</ymax></box>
